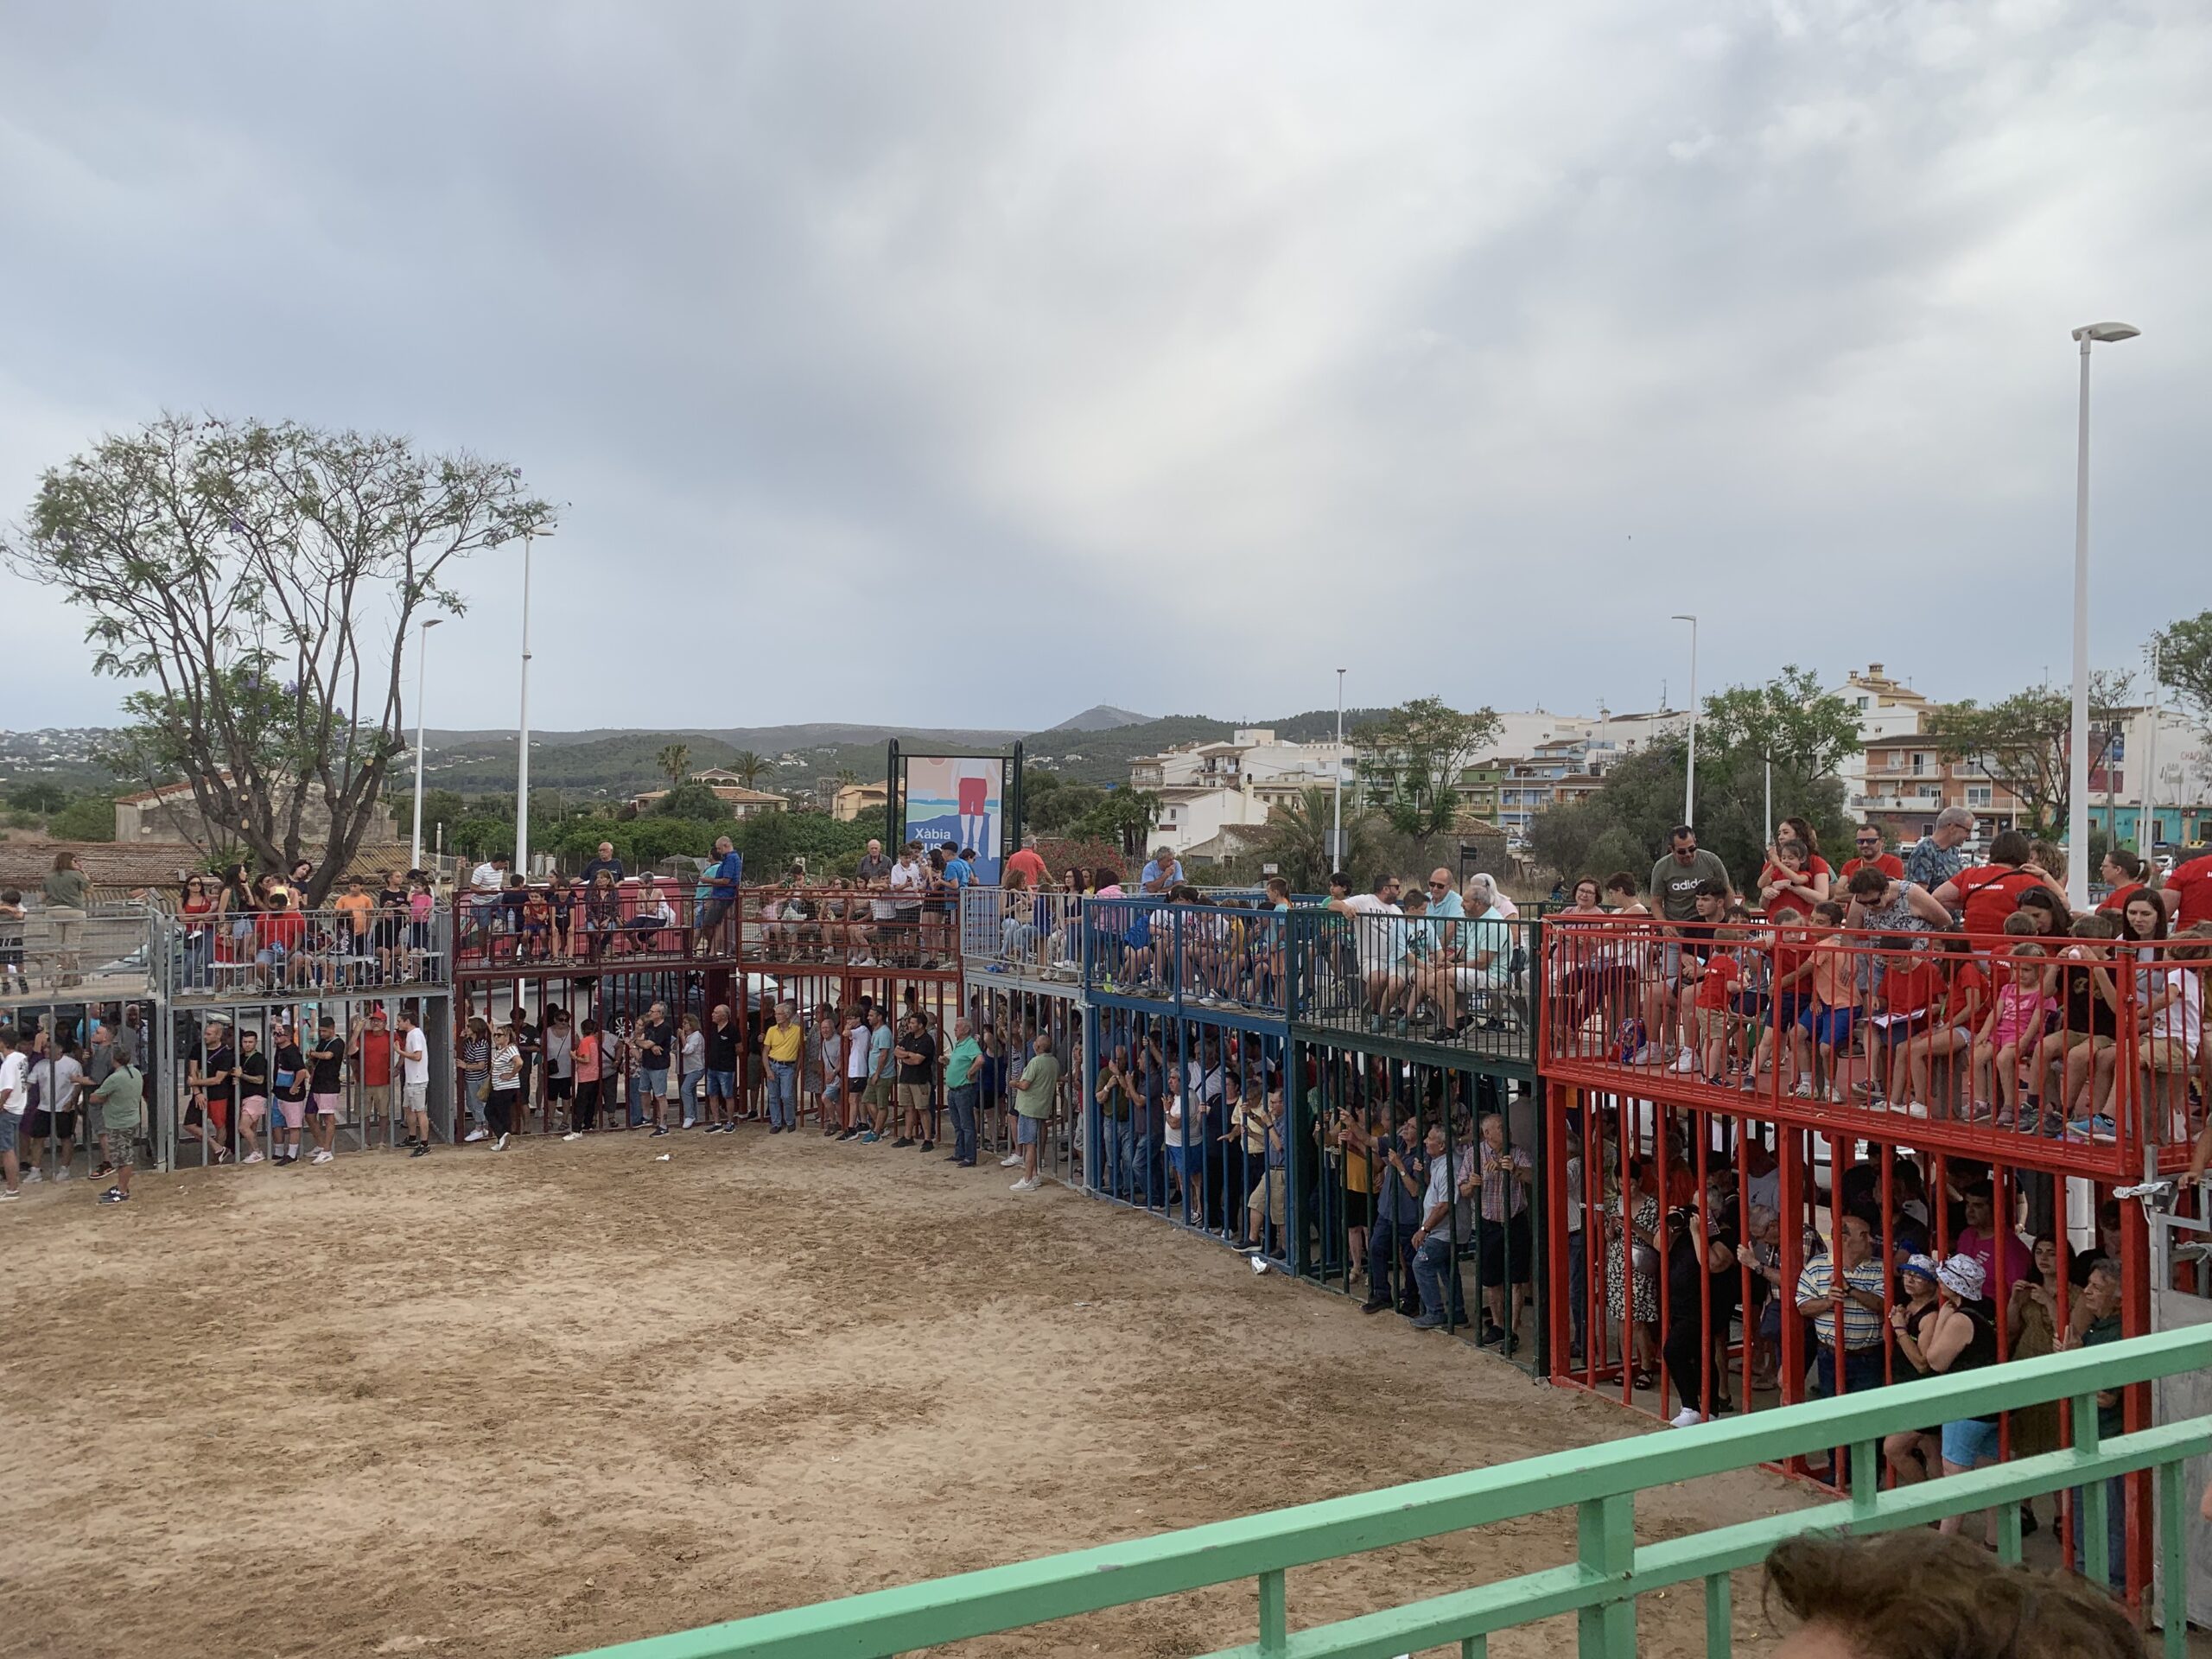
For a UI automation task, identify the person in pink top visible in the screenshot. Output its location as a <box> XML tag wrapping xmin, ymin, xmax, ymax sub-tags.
<box><xmin>1970</xmin><ymin>941</ymin><xmax>2052</xmax><ymax>1126</ymax></box>
<box><xmin>1951</xmin><ymin>1177</ymin><xmax>2033</xmax><ymax>1300</ymax></box>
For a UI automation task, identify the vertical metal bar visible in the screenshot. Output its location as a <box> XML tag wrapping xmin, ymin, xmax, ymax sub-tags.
<box><xmin>1997</xmin><ymin>1496</ymin><xmax>2024</xmax><ymax>1567</ymax></box>
<box><xmin>2160</xmin><ymin>1459</ymin><xmax>2187</xmax><ymax>1659</ymax></box>
<box><xmin>1256</xmin><ymin>1567</ymin><xmax>1287</xmax><ymax>1657</ymax></box>
<box><xmin>1577</xmin><ymin>1491</ymin><xmax>1635</xmax><ymax>1659</ymax></box>
<box><xmin>1850</xmin><ymin>1441</ymin><xmax>1879</xmax><ymax>1521</ymax></box>
<box><xmin>2076</xmin><ymin>1391</ymin><xmax>2109</xmax><ymax>1589</ymax></box>
<box><xmin>1704</xmin><ymin>1570</ymin><xmax>1732</xmax><ymax>1659</ymax></box>
<box><xmin>1462</xmin><ymin>1637</ymin><xmax>1487</xmax><ymax>1659</ymax></box>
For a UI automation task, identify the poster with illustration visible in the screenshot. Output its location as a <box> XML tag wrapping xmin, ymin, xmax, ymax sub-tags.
<box><xmin>899</xmin><ymin>755</ymin><xmax>1004</xmax><ymax>883</ymax></box>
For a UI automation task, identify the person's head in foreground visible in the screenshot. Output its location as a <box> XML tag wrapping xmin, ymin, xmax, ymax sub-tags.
<box><xmin>1764</xmin><ymin>1530</ymin><xmax>2142</xmax><ymax>1659</ymax></box>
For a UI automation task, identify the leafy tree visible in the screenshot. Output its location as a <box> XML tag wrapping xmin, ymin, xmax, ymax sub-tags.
<box><xmin>1924</xmin><ymin>672</ymin><xmax>2133</xmax><ymax>837</ymax></box>
<box><xmin>6</xmin><ymin>782</ymin><xmax>70</xmax><ymax>814</ymax></box>
<box><xmin>2156</xmin><ymin>610</ymin><xmax>2212</xmax><ymax>730</ymax></box>
<box><xmin>452</xmin><ymin>815</ymin><xmax>513</xmax><ymax>859</ymax></box>
<box><xmin>1251</xmin><ymin>786</ymin><xmax>1378</xmax><ymax>894</ymax></box>
<box><xmin>1353</xmin><ymin>696</ymin><xmax>1503</xmax><ymax>839</ymax></box>
<box><xmin>631</xmin><ymin>817</ymin><xmax>722</xmax><ymax>865</ymax></box>
<box><xmin>3</xmin><ymin>415</ymin><xmax>552</xmax><ymax>901</ymax></box>
<box><xmin>729</xmin><ymin>750</ymin><xmax>768</xmax><ymax>788</ymax></box>
<box><xmin>1526</xmin><ymin>798</ymin><xmax>1617</xmax><ymax>885</ymax></box>
<box><xmin>1698</xmin><ymin>665</ymin><xmax>1861</xmax><ymax>781</ymax></box>
<box><xmin>1028</xmin><ymin>779</ymin><xmax>1104</xmax><ymax>833</ymax></box>
<box><xmin>415</xmin><ymin>787</ymin><xmax>467</xmax><ymax>853</ymax></box>
<box><xmin>49</xmin><ymin>795</ymin><xmax>117</xmax><ymax>842</ymax></box>
<box><xmin>657</xmin><ymin>742</ymin><xmax>691</xmax><ymax>789</ymax></box>
<box><xmin>1071</xmin><ymin>787</ymin><xmax>1161</xmax><ymax>860</ymax></box>
<box><xmin>656</xmin><ymin>781</ymin><xmax>732</xmax><ymax>820</ymax></box>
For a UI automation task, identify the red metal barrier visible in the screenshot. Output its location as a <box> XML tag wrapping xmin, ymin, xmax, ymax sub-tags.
<box><xmin>454</xmin><ymin>875</ymin><xmax>737</xmax><ymax>971</ymax></box>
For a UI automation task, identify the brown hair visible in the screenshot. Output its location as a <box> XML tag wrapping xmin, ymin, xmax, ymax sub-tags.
<box><xmin>1763</xmin><ymin>1530</ymin><xmax>2140</xmax><ymax>1659</ymax></box>
<box><xmin>51</xmin><ymin>850</ymin><xmax>77</xmax><ymax>872</ymax></box>
<box><xmin>2000</xmin><ymin>910</ymin><xmax>2042</xmax><ymax>938</ymax></box>
<box><xmin>1987</xmin><ymin>829</ymin><xmax>2033</xmax><ymax>867</ymax></box>
<box><xmin>2070</xmin><ymin>912</ymin><xmax>2121</xmax><ymax>940</ymax></box>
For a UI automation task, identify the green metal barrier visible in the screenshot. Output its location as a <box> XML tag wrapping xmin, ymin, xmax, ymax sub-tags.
<box><xmin>562</xmin><ymin>1325</ymin><xmax>2212</xmax><ymax>1659</ymax></box>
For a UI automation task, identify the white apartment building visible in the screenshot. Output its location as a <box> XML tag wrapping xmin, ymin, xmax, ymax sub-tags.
<box><xmin>1829</xmin><ymin>664</ymin><xmax>1937</xmax><ymax>822</ymax></box>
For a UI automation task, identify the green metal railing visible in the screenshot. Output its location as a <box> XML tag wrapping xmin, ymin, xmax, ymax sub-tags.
<box><xmin>563</xmin><ymin>1325</ymin><xmax>2212</xmax><ymax>1659</ymax></box>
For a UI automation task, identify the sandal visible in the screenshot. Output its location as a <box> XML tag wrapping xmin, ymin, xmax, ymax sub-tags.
<box><xmin>1632</xmin><ymin>1370</ymin><xmax>1659</xmax><ymax>1390</ymax></box>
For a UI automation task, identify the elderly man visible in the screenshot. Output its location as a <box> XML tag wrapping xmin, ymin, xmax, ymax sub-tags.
<box><xmin>1796</xmin><ymin>1212</ymin><xmax>1891</xmax><ymax>1399</ymax></box>
<box><xmin>1409</xmin><ymin>1122</ymin><xmax>1477</xmax><ymax>1330</ymax></box>
<box><xmin>1140</xmin><ymin>846</ymin><xmax>1185</xmax><ymax>895</ymax></box>
<box><xmin>580</xmin><ymin>841</ymin><xmax>626</xmax><ymax>886</ymax></box>
<box><xmin>635</xmin><ymin>1001</ymin><xmax>675</xmax><ymax>1137</ymax></box>
<box><xmin>763</xmin><ymin>999</ymin><xmax>804</xmax><ymax>1134</ymax></box>
<box><xmin>1902</xmin><ymin>806</ymin><xmax>1977</xmax><ymax>893</ymax></box>
<box><xmin>943</xmin><ymin>1016</ymin><xmax>982</xmax><ymax>1166</ymax></box>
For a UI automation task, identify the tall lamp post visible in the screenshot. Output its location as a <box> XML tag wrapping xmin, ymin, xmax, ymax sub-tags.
<box><xmin>515</xmin><ymin>530</ymin><xmax>551</xmax><ymax>878</ymax></box>
<box><xmin>1672</xmin><ymin>614</ymin><xmax>1699</xmax><ymax>826</ymax></box>
<box><xmin>409</xmin><ymin>617</ymin><xmax>442</xmax><ymax>869</ymax></box>
<box><xmin>2068</xmin><ymin>321</ymin><xmax>2139</xmax><ymax>910</ymax></box>
<box><xmin>1333</xmin><ymin>667</ymin><xmax>1346</xmax><ymax>868</ymax></box>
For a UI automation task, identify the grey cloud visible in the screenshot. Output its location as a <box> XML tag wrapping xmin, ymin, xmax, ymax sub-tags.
<box><xmin>2</xmin><ymin>0</ymin><xmax>2206</xmax><ymax>733</ymax></box>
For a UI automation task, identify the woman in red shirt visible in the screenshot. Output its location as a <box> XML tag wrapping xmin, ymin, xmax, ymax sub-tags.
<box><xmin>2096</xmin><ymin>849</ymin><xmax>2152</xmax><ymax>918</ymax></box>
<box><xmin>1931</xmin><ymin>830</ymin><xmax>2064</xmax><ymax>938</ymax></box>
<box><xmin>1757</xmin><ymin>836</ymin><xmax>1828</xmax><ymax>922</ymax></box>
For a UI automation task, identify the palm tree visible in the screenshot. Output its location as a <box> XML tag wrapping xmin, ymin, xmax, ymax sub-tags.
<box><xmin>732</xmin><ymin>750</ymin><xmax>767</xmax><ymax>789</ymax></box>
<box><xmin>657</xmin><ymin>743</ymin><xmax>691</xmax><ymax>789</ymax></box>
<box><xmin>1264</xmin><ymin>785</ymin><xmax>1376</xmax><ymax>893</ymax></box>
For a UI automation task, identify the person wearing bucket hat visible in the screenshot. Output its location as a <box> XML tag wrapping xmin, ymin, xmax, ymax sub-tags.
<box><xmin>1895</xmin><ymin>1251</ymin><xmax>2004</xmax><ymax>1546</ymax></box>
<box><xmin>1882</xmin><ymin>1256</ymin><xmax>1947</xmax><ymax>1488</ymax></box>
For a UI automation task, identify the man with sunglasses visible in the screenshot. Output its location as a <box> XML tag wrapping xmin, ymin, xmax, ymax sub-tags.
<box><xmin>1840</xmin><ymin>826</ymin><xmax>1904</xmax><ymax>886</ymax></box>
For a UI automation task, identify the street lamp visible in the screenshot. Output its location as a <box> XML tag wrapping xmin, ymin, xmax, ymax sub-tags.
<box><xmin>2068</xmin><ymin>321</ymin><xmax>2139</xmax><ymax>909</ymax></box>
<box><xmin>1333</xmin><ymin>667</ymin><xmax>1346</xmax><ymax>868</ymax></box>
<box><xmin>514</xmin><ymin>530</ymin><xmax>552</xmax><ymax>878</ymax></box>
<box><xmin>409</xmin><ymin>617</ymin><xmax>442</xmax><ymax>869</ymax></box>
<box><xmin>1672</xmin><ymin>614</ymin><xmax>1699</xmax><ymax>827</ymax></box>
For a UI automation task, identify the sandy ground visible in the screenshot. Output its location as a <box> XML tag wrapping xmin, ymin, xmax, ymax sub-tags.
<box><xmin>1</xmin><ymin>1131</ymin><xmax>1813</xmax><ymax>1659</ymax></box>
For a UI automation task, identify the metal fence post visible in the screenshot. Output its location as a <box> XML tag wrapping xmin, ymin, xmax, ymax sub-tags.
<box><xmin>1576</xmin><ymin>1491</ymin><xmax>1634</xmax><ymax>1659</ymax></box>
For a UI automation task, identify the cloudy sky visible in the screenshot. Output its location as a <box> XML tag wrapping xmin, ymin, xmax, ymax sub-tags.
<box><xmin>3</xmin><ymin>0</ymin><xmax>2206</xmax><ymax>734</ymax></box>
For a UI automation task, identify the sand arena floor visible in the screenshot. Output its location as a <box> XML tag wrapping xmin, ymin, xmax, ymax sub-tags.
<box><xmin>1</xmin><ymin>1130</ymin><xmax>1810</xmax><ymax>1658</ymax></box>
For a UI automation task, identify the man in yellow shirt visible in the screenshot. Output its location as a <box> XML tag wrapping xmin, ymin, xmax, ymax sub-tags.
<box><xmin>763</xmin><ymin>1001</ymin><xmax>805</xmax><ymax>1133</ymax></box>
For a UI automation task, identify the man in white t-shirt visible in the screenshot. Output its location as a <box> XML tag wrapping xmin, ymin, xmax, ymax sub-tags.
<box><xmin>0</xmin><ymin>1024</ymin><xmax>28</xmax><ymax>1198</ymax></box>
<box><xmin>888</xmin><ymin>843</ymin><xmax>926</xmax><ymax>963</ymax></box>
<box><xmin>397</xmin><ymin>1006</ymin><xmax>434</xmax><ymax>1157</ymax></box>
<box><xmin>26</xmin><ymin>1034</ymin><xmax>86</xmax><ymax>1184</ymax></box>
<box><xmin>468</xmin><ymin>855</ymin><xmax>505</xmax><ymax>953</ymax></box>
<box><xmin>1325</xmin><ymin>872</ymin><xmax>1406</xmax><ymax>1017</ymax></box>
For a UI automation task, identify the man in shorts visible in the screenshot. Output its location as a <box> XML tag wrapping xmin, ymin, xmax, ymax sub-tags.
<box><xmin>702</xmin><ymin>1003</ymin><xmax>739</xmax><ymax>1134</ymax></box>
<box><xmin>270</xmin><ymin>1017</ymin><xmax>308</xmax><ymax>1164</ymax></box>
<box><xmin>307</xmin><ymin>1014</ymin><xmax>346</xmax><ymax>1165</ymax></box>
<box><xmin>189</xmin><ymin>1019</ymin><xmax>235</xmax><ymax>1165</ymax></box>
<box><xmin>861</xmin><ymin>1006</ymin><xmax>894</xmax><ymax>1142</ymax></box>
<box><xmin>352</xmin><ymin>1006</ymin><xmax>396</xmax><ymax>1146</ymax></box>
<box><xmin>25</xmin><ymin>1032</ymin><xmax>86</xmax><ymax>1184</ymax></box>
<box><xmin>396</xmin><ymin>1006</ymin><xmax>432</xmax><ymax>1156</ymax></box>
<box><xmin>0</xmin><ymin>1025</ymin><xmax>27</xmax><ymax>1199</ymax></box>
<box><xmin>234</xmin><ymin>1028</ymin><xmax>271</xmax><ymax>1163</ymax></box>
<box><xmin>635</xmin><ymin>1001</ymin><xmax>674</xmax><ymax>1138</ymax></box>
<box><xmin>1010</xmin><ymin>1032</ymin><xmax>1060</xmax><ymax>1193</ymax></box>
<box><xmin>892</xmin><ymin>1010</ymin><xmax>937</xmax><ymax>1151</ymax></box>
<box><xmin>91</xmin><ymin>1048</ymin><xmax>145</xmax><ymax>1204</ymax></box>
<box><xmin>838</xmin><ymin>1008</ymin><xmax>870</xmax><ymax>1139</ymax></box>
<box><xmin>334</xmin><ymin>875</ymin><xmax>377</xmax><ymax>985</ymax></box>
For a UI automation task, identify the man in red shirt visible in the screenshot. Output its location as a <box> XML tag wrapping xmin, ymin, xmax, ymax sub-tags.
<box><xmin>2163</xmin><ymin>850</ymin><xmax>2212</xmax><ymax>929</ymax></box>
<box><xmin>353</xmin><ymin>1007</ymin><xmax>396</xmax><ymax>1146</ymax></box>
<box><xmin>1840</xmin><ymin>825</ymin><xmax>1905</xmax><ymax>885</ymax></box>
<box><xmin>1002</xmin><ymin>835</ymin><xmax>1048</xmax><ymax>890</ymax></box>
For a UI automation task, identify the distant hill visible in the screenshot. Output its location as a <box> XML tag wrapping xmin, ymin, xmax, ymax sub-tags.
<box><xmin>1048</xmin><ymin>704</ymin><xmax>1153</xmax><ymax>733</ymax></box>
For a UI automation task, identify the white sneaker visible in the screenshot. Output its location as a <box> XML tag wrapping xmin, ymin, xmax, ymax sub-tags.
<box><xmin>310</xmin><ymin>1148</ymin><xmax>334</xmax><ymax>1165</ymax></box>
<box><xmin>1011</xmin><ymin>1176</ymin><xmax>1039</xmax><ymax>1192</ymax></box>
<box><xmin>463</xmin><ymin>1128</ymin><xmax>488</xmax><ymax>1143</ymax></box>
<box><xmin>22</xmin><ymin>1167</ymin><xmax>42</xmax><ymax>1185</ymax></box>
<box><xmin>1670</xmin><ymin>1407</ymin><xmax>1704</xmax><ymax>1428</ymax></box>
<box><xmin>1628</xmin><ymin>1045</ymin><xmax>1656</xmax><ymax>1066</ymax></box>
<box><xmin>494</xmin><ymin>1133</ymin><xmax>510</xmax><ymax>1152</ymax></box>
<box><xmin>243</xmin><ymin>1151</ymin><xmax>265</xmax><ymax>1165</ymax></box>
<box><xmin>563</xmin><ymin>1132</ymin><xmax>583</xmax><ymax>1143</ymax></box>
<box><xmin>1670</xmin><ymin>1051</ymin><xmax>1699</xmax><ymax>1074</ymax></box>
<box><xmin>681</xmin><ymin>1117</ymin><xmax>696</xmax><ymax>1130</ymax></box>
<box><xmin>1789</xmin><ymin>1081</ymin><xmax>1815</xmax><ymax>1099</ymax></box>
<box><xmin>53</xmin><ymin>1165</ymin><xmax>71</xmax><ymax>1182</ymax></box>
<box><xmin>1000</xmin><ymin>1153</ymin><xmax>1023</xmax><ymax>1168</ymax></box>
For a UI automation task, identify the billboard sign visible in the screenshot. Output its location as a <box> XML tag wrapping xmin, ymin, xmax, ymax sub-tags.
<box><xmin>899</xmin><ymin>753</ymin><xmax>1007</xmax><ymax>884</ymax></box>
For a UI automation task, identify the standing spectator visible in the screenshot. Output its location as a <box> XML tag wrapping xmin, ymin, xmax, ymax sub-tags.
<box><xmin>2062</xmin><ymin>1256</ymin><xmax>2129</xmax><ymax>1587</ymax></box>
<box><xmin>572</xmin><ymin>1018</ymin><xmax>603</xmax><ymax>1134</ymax></box>
<box><xmin>702</xmin><ymin>1004</ymin><xmax>740</xmax><ymax>1134</ymax></box>
<box><xmin>542</xmin><ymin>1004</ymin><xmax>574</xmax><ymax>1134</ymax></box>
<box><xmin>41</xmin><ymin>850</ymin><xmax>92</xmax><ymax>988</ymax></box>
<box><xmin>1409</xmin><ymin>1122</ymin><xmax>1474</xmax><ymax>1331</ymax></box>
<box><xmin>1661</xmin><ymin>1173</ymin><xmax>1740</xmax><ymax>1425</ymax></box>
<box><xmin>1952</xmin><ymin>1179</ymin><xmax>2033</xmax><ymax>1295</ymax></box>
<box><xmin>397</xmin><ymin>1006</ymin><xmax>432</xmax><ymax>1156</ymax></box>
<box><xmin>677</xmin><ymin>1013</ymin><xmax>706</xmax><ymax>1129</ymax></box>
<box><xmin>26</xmin><ymin>1033</ymin><xmax>86</xmax><ymax>1182</ymax></box>
<box><xmin>0</xmin><ymin>1024</ymin><xmax>28</xmax><ymax>1198</ymax></box>
<box><xmin>697</xmin><ymin>836</ymin><xmax>742</xmax><ymax>957</ymax></box>
<box><xmin>270</xmin><ymin>1018</ymin><xmax>307</xmax><ymax>1165</ymax></box>
<box><xmin>1902</xmin><ymin>805</ymin><xmax>1978</xmax><ymax>893</ymax></box>
<box><xmin>892</xmin><ymin>1011</ymin><xmax>938</xmax><ymax>1150</ymax></box>
<box><xmin>507</xmin><ymin>1001</ymin><xmax>541</xmax><ymax>1130</ymax></box>
<box><xmin>635</xmin><ymin>1001</ymin><xmax>675</xmax><ymax>1137</ymax></box>
<box><xmin>1841</xmin><ymin>825</ymin><xmax>1905</xmax><ymax>885</ymax></box>
<box><xmin>889</xmin><ymin>843</ymin><xmax>927</xmax><ymax>962</ymax></box>
<box><xmin>487</xmin><ymin>1022</ymin><xmax>522</xmax><ymax>1151</ymax></box>
<box><xmin>837</xmin><ymin>1008</ymin><xmax>871</xmax><ymax>1140</ymax></box>
<box><xmin>1009</xmin><ymin>1033</ymin><xmax>1060</xmax><ymax>1192</ymax></box>
<box><xmin>2163</xmin><ymin>844</ymin><xmax>2212</xmax><ymax>928</ymax></box>
<box><xmin>307</xmin><ymin>1014</ymin><xmax>346</xmax><ymax>1165</ymax></box>
<box><xmin>353</xmin><ymin>1007</ymin><xmax>395</xmax><ymax>1146</ymax></box>
<box><xmin>459</xmin><ymin>1014</ymin><xmax>493</xmax><ymax>1141</ymax></box>
<box><xmin>1002</xmin><ymin>834</ymin><xmax>1048</xmax><ymax>890</ymax></box>
<box><xmin>467</xmin><ymin>853</ymin><xmax>504</xmax><ymax>952</ymax></box>
<box><xmin>1362</xmin><ymin>1103</ymin><xmax>1425</xmax><ymax>1317</ymax></box>
<box><xmin>860</xmin><ymin>1005</ymin><xmax>894</xmax><ymax>1141</ymax></box>
<box><xmin>944</xmin><ymin>1016</ymin><xmax>982</xmax><ymax>1166</ymax></box>
<box><xmin>1325</xmin><ymin>872</ymin><xmax>1408</xmax><ymax>1018</ymax></box>
<box><xmin>89</xmin><ymin>1046</ymin><xmax>144</xmax><ymax>1205</ymax></box>
<box><xmin>580</xmin><ymin>842</ymin><xmax>625</xmax><ymax>886</ymax></box>
<box><xmin>1893</xmin><ymin>1254</ymin><xmax>2003</xmax><ymax>1547</ymax></box>
<box><xmin>814</xmin><ymin>1007</ymin><xmax>845</xmax><ymax>1136</ymax></box>
<box><xmin>334</xmin><ymin>876</ymin><xmax>377</xmax><ymax>983</ymax></box>
<box><xmin>233</xmin><ymin>1029</ymin><xmax>270</xmax><ymax>1164</ymax></box>
<box><xmin>1795</xmin><ymin>1211</ymin><xmax>1890</xmax><ymax>1400</ymax></box>
<box><xmin>1930</xmin><ymin>830</ymin><xmax>2064</xmax><ymax>935</ymax></box>
<box><xmin>1474</xmin><ymin>1111</ymin><xmax>1534</xmax><ymax>1351</ymax></box>
<box><xmin>763</xmin><ymin>1000</ymin><xmax>804</xmax><ymax>1135</ymax></box>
